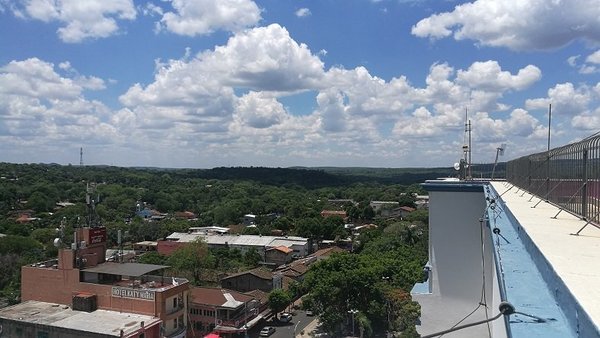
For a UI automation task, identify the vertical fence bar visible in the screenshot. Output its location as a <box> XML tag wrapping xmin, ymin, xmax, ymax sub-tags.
<box><xmin>583</xmin><ymin>149</ymin><xmax>588</xmax><ymax>220</ymax></box>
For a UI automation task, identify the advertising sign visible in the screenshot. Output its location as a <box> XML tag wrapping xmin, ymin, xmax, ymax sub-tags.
<box><xmin>112</xmin><ymin>287</ymin><xmax>155</xmax><ymax>301</ymax></box>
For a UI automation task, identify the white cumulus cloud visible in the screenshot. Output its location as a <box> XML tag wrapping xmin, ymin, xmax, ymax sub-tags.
<box><xmin>0</xmin><ymin>58</ymin><xmax>118</xmax><ymax>148</ymax></box>
<box><xmin>11</xmin><ymin>0</ymin><xmax>136</xmax><ymax>43</ymax></box>
<box><xmin>158</xmin><ymin>0</ymin><xmax>261</xmax><ymax>36</ymax></box>
<box><xmin>412</xmin><ymin>0</ymin><xmax>600</xmax><ymax>51</ymax></box>
<box><xmin>295</xmin><ymin>8</ymin><xmax>311</xmax><ymax>18</ymax></box>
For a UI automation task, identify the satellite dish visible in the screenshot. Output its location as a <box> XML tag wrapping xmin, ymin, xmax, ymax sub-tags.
<box><xmin>53</xmin><ymin>238</ymin><xmax>62</xmax><ymax>248</ymax></box>
<box><xmin>453</xmin><ymin>162</ymin><xmax>460</xmax><ymax>171</ymax></box>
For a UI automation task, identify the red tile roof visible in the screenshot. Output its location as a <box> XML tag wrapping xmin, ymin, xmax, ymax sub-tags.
<box><xmin>267</xmin><ymin>246</ymin><xmax>293</xmax><ymax>254</ymax></box>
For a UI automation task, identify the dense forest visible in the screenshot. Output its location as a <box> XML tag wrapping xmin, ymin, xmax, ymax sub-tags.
<box><xmin>0</xmin><ymin>162</ymin><xmax>435</xmax><ymax>335</ymax></box>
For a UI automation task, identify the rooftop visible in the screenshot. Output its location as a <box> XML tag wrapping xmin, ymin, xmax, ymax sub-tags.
<box><xmin>189</xmin><ymin>287</ymin><xmax>253</xmax><ymax>308</ymax></box>
<box><xmin>491</xmin><ymin>181</ymin><xmax>600</xmax><ymax>337</ymax></box>
<box><xmin>266</xmin><ymin>245</ymin><xmax>293</xmax><ymax>254</ymax></box>
<box><xmin>0</xmin><ymin>300</ymin><xmax>160</xmax><ymax>337</ymax></box>
<box><xmin>415</xmin><ymin>178</ymin><xmax>599</xmax><ymax>337</ymax></box>
<box><xmin>82</xmin><ymin>262</ymin><xmax>169</xmax><ymax>277</ymax></box>
<box><xmin>165</xmin><ymin>232</ymin><xmax>308</xmax><ymax>247</ymax></box>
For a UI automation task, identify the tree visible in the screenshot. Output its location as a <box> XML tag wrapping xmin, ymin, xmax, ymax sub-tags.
<box><xmin>138</xmin><ymin>252</ymin><xmax>167</xmax><ymax>265</ymax></box>
<box><xmin>268</xmin><ymin>288</ymin><xmax>291</xmax><ymax>318</ymax></box>
<box><xmin>404</xmin><ymin>209</ymin><xmax>428</xmax><ymax>224</ymax></box>
<box><xmin>30</xmin><ymin>228</ymin><xmax>58</xmax><ymax>245</ymax></box>
<box><xmin>243</xmin><ymin>248</ymin><xmax>262</xmax><ymax>268</ymax></box>
<box><xmin>167</xmin><ymin>238</ymin><xmax>213</xmax><ymax>284</ymax></box>
<box><xmin>361</xmin><ymin>205</ymin><xmax>375</xmax><ymax>221</ymax></box>
<box><xmin>398</xmin><ymin>194</ymin><xmax>417</xmax><ymax>209</ymax></box>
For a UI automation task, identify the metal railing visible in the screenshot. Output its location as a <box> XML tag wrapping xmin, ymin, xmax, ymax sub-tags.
<box><xmin>506</xmin><ymin>133</ymin><xmax>600</xmax><ymax>227</ymax></box>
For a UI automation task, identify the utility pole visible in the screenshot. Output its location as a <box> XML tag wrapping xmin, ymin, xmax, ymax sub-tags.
<box><xmin>348</xmin><ymin>309</ymin><xmax>358</xmax><ymax>337</ymax></box>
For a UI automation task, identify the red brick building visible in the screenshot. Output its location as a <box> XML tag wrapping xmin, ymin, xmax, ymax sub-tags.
<box><xmin>20</xmin><ymin>226</ymin><xmax>189</xmax><ymax>338</ymax></box>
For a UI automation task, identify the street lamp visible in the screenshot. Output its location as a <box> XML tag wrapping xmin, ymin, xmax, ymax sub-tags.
<box><xmin>245</xmin><ymin>299</ymin><xmax>260</xmax><ymax>338</ymax></box>
<box><xmin>293</xmin><ymin>320</ymin><xmax>301</xmax><ymax>338</ymax></box>
<box><xmin>348</xmin><ymin>309</ymin><xmax>358</xmax><ymax>337</ymax></box>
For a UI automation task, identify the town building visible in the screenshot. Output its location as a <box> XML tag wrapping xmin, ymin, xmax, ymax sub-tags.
<box><xmin>220</xmin><ymin>267</ymin><xmax>293</xmax><ymax>293</ymax></box>
<box><xmin>133</xmin><ymin>241</ymin><xmax>158</xmax><ymax>254</ymax></box>
<box><xmin>174</xmin><ymin>211</ymin><xmax>197</xmax><ymax>220</ymax></box>
<box><xmin>188</xmin><ymin>287</ymin><xmax>263</xmax><ymax>337</ymax></box>
<box><xmin>243</xmin><ymin>214</ymin><xmax>256</xmax><ymax>226</ymax></box>
<box><xmin>16</xmin><ymin>225</ymin><xmax>189</xmax><ymax>338</ymax></box>
<box><xmin>0</xmin><ymin>300</ymin><xmax>161</xmax><ymax>338</ymax></box>
<box><xmin>320</xmin><ymin>210</ymin><xmax>347</xmax><ymax>219</ymax></box>
<box><xmin>369</xmin><ymin>201</ymin><xmax>400</xmax><ymax>213</ymax></box>
<box><xmin>264</xmin><ymin>245</ymin><xmax>293</xmax><ymax>266</ymax></box>
<box><xmin>158</xmin><ymin>233</ymin><xmax>309</xmax><ymax>258</ymax></box>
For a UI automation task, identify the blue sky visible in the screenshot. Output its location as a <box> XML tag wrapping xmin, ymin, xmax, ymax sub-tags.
<box><xmin>1</xmin><ymin>0</ymin><xmax>600</xmax><ymax>168</ymax></box>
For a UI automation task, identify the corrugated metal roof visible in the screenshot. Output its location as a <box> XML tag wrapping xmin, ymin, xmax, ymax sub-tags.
<box><xmin>164</xmin><ymin>233</ymin><xmax>308</xmax><ymax>247</ymax></box>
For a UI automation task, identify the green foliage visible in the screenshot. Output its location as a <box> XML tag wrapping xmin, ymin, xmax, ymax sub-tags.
<box><xmin>243</xmin><ymin>248</ymin><xmax>262</xmax><ymax>267</ymax></box>
<box><xmin>294</xmin><ymin>216</ymin><xmax>346</xmax><ymax>240</ymax></box>
<box><xmin>303</xmin><ymin>226</ymin><xmax>427</xmax><ymax>336</ymax></box>
<box><xmin>0</xmin><ymin>162</ymin><xmax>434</xmax><ymax>308</ymax></box>
<box><xmin>137</xmin><ymin>252</ymin><xmax>167</xmax><ymax>265</ymax></box>
<box><xmin>268</xmin><ymin>288</ymin><xmax>291</xmax><ymax>315</ymax></box>
<box><xmin>404</xmin><ymin>209</ymin><xmax>429</xmax><ymax>224</ymax></box>
<box><xmin>0</xmin><ymin>235</ymin><xmax>44</xmax><ymax>255</ymax></box>
<box><xmin>167</xmin><ymin>238</ymin><xmax>214</xmax><ymax>285</ymax></box>
<box><xmin>398</xmin><ymin>194</ymin><xmax>417</xmax><ymax>208</ymax></box>
<box><xmin>30</xmin><ymin>228</ymin><xmax>58</xmax><ymax>245</ymax></box>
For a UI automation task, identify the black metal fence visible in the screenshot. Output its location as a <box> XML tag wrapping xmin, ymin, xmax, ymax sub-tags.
<box><xmin>506</xmin><ymin>134</ymin><xmax>600</xmax><ymax>225</ymax></box>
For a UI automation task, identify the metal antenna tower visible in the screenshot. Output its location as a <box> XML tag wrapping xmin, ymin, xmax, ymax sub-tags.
<box><xmin>80</xmin><ymin>147</ymin><xmax>83</xmax><ymax>166</ymax></box>
<box><xmin>85</xmin><ymin>183</ymin><xmax>101</xmax><ymax>228</ymax></box>
<box><xmin>462</xmin><ymin>108</ymin><xmax>472</xmax><ymax>180</ymax></box>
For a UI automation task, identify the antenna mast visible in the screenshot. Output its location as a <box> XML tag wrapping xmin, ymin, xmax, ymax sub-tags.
<box><xmin>462</xmin><ymin>108</ymin><xmax>472</xmax><ymax>180</ymax></box>
<box><xmin>85</xmin><ymin>183</ymin><xmax>101</xmax><ymax>228</ymax></box>
<box><xmin>80</xmin><ymin>147</ymin><xmax>83</xmax><ymax>166</ymax></box>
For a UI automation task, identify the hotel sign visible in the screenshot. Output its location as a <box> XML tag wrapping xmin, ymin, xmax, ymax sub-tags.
<box><xmin>112</xmin><ymin>287</ymin><xmax>155</xmax><ymax>301</ymax></box>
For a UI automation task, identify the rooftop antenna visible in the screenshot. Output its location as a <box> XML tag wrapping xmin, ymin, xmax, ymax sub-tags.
<box><xmin>462</xmin><ymin>108</ymin><xmax>472</xmax><ymax>180</ymax></box>
<box><xmin>491</xmin><ymin>144</ymin><xmax>506</xmax><ymax>180</ymax></box>
<box><xmin>85</xmin><ymin>183</ymin><xmax>101</xmax><ymax>228</ymax></box>
<box><xmin>80</xmin><ymin>147</ymin><xmax>83</xmax><ymax>166</ymax></box>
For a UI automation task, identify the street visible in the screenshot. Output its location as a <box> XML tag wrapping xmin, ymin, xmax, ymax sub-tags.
<box><xmin>248</xmin><ymin>310</ymin><xmax>317</xmax><ymax>338</ymax></box>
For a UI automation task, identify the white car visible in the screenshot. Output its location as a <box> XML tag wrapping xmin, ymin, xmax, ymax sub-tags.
<box><xmin>260</xmin><ymin>326</ymin><xmax>276</xmax><ymax>336</ymax></box>
<box><xmin>279</xmin><ymin>312</ymin><xmax>293</xmax><ymax>322</ymax></box>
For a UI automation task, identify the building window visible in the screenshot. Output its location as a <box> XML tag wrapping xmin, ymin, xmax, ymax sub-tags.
<box><xmin>37</xmin><ymin>332</ymin><xmax>49</xmax><ymax>338</ymax></box>
<box><xmin>173</xmin><ymin>297</ymin><xmax>178</xmax><ymax>308</ymax></box>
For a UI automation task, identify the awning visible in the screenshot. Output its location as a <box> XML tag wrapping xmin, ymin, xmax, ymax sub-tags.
<box><xmin>204</xmin><ymin>333</ymin><xmax>220</xmax><ymax>338</ymax></box>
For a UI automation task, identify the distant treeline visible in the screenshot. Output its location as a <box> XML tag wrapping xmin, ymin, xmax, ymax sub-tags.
<box><xmin>0</xmin><ymin>163</ymin><xmax>463</xmax><ymax>189</ymax></box>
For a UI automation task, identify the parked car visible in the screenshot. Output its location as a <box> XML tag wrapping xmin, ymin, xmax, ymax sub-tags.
<box><xmin>279</xmin><ymin>312</ymin><xmax>293</xmax><ymax>323</ymax></box>
<box><xmin>305</xmin><ymin>309</ymin><xmax>314</xmax><ymax>316</ymax></box>
<box><xmin>260</xmin><ymin>326</ymin><xmax>276</xmax><ymax>336</ymax></box>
